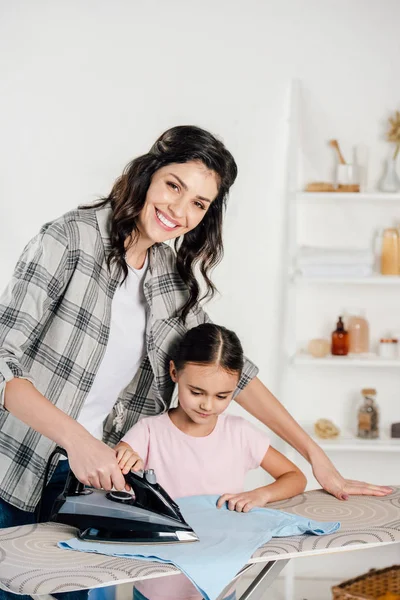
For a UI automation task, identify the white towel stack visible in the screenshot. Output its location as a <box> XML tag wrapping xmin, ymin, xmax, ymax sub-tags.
<box><xmin>296</xmin><ymin>247</ymin><xmax>374</xmax><ymax>278</ymax></box>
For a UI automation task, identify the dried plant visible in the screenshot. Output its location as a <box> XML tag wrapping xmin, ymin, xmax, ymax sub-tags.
<box><xmin>387</xmin><ymin>110</ymin><xmax>400</xmax><ymax>159</ymax></box>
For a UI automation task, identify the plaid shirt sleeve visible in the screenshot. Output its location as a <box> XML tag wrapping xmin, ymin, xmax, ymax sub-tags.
<box><xmin>0</xmin><ymin>220</ymin><xmax>69</xmax><ymax>406</ymax></box>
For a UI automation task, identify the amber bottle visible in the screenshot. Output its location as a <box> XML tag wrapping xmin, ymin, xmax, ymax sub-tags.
<box><xmin>331</xmin><ymin>316</ymin><xmax>349</xmax><ymax>356</ymax></box>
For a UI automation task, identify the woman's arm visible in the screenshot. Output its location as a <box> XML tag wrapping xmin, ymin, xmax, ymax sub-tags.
<box><xmin>0</xmin><ymin>224</ymin><xmax>126</xmax><ymax>492</ymax></box>
<box><xmin>4</xmin><ymin>373</ymin><xmax>126</xmax><ymax>492</ymax></box>
<box><xmin>236</xmin><ymin>377</ymin><xmax>393</xmax><ymax>499</ymax></box>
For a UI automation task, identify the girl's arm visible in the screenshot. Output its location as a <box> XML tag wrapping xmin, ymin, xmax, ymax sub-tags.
<box><xmin>256</xmin><ymin>447</ymin><xmax>307</xmax><ymax>503</ymax></box>
<box><xmin>217</xmin><ymin>446</ymin><xmax>306</xmax><ymax>512</ymax></box>
<box><xmin>236</xmin><ymin>377</ymin><xmax>392</xmax><ymax>500</ymax></box>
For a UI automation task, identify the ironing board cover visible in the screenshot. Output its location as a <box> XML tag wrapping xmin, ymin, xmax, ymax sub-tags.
<box><xmin>0</xmin><ymin>487</ymin><xmax>399</xmax><ymax>596</ymax></box>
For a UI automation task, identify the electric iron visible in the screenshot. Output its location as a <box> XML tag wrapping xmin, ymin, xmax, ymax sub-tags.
<box><xmin>42</xmin><ymin>447</ymin><xmax>199</xmax><ymax>544</ymax></box>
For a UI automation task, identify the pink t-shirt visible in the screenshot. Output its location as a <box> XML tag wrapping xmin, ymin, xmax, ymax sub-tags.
<box><xmin>121</xmin><ymin>412</ymin><xmax>270</xmax><ymax>600</ymax></box>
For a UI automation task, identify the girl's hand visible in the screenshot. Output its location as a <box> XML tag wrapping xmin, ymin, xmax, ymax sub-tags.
<box><xmin>312</xmin><ymin>453</ymin><xmax>393</xmax><ymax>500</ymax></box>
<box><xmin>115</xmin><ymin>441</ymin><xmax>144</xmax><ymax>475</ymax></box>
<box><xmin>216</xmin><ymin>489</ymin><xmax>269</xmax><ymax>513</ymax></box>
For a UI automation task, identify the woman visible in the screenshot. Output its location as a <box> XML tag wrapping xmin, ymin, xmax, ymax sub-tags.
<box><xmin>0</xmin><ymin>125</ymin><xmax>391</xmax><ymax>527</ymax></box>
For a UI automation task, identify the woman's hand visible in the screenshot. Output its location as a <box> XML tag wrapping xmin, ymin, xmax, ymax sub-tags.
<box><xmin>65</xmin><ymin>434</ymin><xmax>126</xmax><ymax>491</ymax></box>
<box><xmin>216</xmin><ymin>489</ymin><xmax>269</xmax><ymax>513</ymax></box>
<box><xmin>312</xmin><ymin>452</ymin><xmax>393</xmax><ymax>500</ymax></box>
<box><xmin>115</xmin><ymin>441</ymin><xmax>144</xmax><ymax>475</ymax></box>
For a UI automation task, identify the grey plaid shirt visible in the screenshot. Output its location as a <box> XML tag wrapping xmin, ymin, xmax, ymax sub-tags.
<box><xmin>0</xmin><ymin>203</ymin><xmax>258</xmax><ymax>511</ymax></box>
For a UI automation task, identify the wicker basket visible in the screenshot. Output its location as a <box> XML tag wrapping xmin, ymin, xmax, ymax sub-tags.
<box><xmin>332</xmin><ymin>566</ymin><xmax>400</xmax><ymax>600</ymax></box>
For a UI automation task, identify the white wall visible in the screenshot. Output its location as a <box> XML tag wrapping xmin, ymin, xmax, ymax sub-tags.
<box><xmin>2</xmin><ymin>0</ymin><xmax>400</xmax><ymax>389</ymax></box>
<box><xmin>1</xmin><ymin>0</ymin><xmax>400</xmax><ymax>590</ymax></box>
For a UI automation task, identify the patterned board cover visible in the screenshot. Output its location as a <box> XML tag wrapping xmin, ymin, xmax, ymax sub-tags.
<box><xmin>0</xmin><ymin>487</ymin><xmax>399</xmax><ymax>595</ymax></box>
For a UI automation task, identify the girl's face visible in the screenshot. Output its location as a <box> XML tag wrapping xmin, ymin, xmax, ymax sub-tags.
<box><xmin>170</xmin><ymin>361</ymin><xmax>239</xmax><ymax>428</ymax></box>
<box><xmin>137</xmin><ymin>161</ymin><xmax>219</xmax><ymax>245</ymax></box>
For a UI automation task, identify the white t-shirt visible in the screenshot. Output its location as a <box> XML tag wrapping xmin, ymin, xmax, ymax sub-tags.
<box><xmin>76</xmin><ymin>258</ymin><xmax>148</xmax><ymax>440</ymax></box>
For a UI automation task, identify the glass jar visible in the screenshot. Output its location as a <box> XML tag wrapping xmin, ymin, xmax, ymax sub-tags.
<box><xmin>380</xmin><ymin>228</ymin><xmax>399</xmax><ymax>275</ymax></box>
<box><xmin>378</xmin><ymin>338</ymin><xmax>398</xmax><ymax>359</ymax></box>
<box><xmin>357</xmin><ymin>388</ymin><xmax>379</xmax><ymax>439</ymax></box>
<box><xmin>346</xmin><ymin>309</ymin><xmax>369</xmax><ymax>353</ymax></box>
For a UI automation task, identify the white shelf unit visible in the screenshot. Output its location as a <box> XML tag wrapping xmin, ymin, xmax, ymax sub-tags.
<box><xmin>297</xmin><ymin>192</ymin><xmax>400</xmax><ymax>203</ymax></box>
<box><xmin>294</xmin><ymin>274</ymin><xmax>400</xmax><ymax>285</ymax></box>
<box><xmin>293</xmin><ymin>353</ymin><xmax>400</xmax><ymax>368</ymax></box>
<box><xmin>278</xmin><ymin>81</ymin><xmax>400</xmax><ymax>600</ymax></box>
<box><xmin>309</xmin><ymin>434</ymin><xmax>400</xmax><ymax>453</ymax></box>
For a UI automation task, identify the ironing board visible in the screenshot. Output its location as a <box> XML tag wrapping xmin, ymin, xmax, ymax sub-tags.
<box><xmin>0</xmin><ymin>487</ymin><xmax>399</xmax><ymax>600</ymax></box>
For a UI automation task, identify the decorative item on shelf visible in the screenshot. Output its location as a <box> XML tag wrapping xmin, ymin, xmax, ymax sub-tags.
<box><xmin>331</xmin><ymin>316</ymin><xmax>349</xmax><ymax>356</ymax></box>
<box><xmin>391</xmin><ymin>422</ymin><xmax>400</xmax><ymax>438</ymax></box>
<box><xmin>307</xmin><ymin>338</ymin><xmax>330</xmax><ymax>358</ymax></box>
<box><xmin>379</xmin><ymin>158</ymin><xmax>400</xmax><ymax>193</ymax></box>
<box><xmin>329</xmin><ymin>139</ymin><xmax>360</xmax><ymax>193</ymax></box>
<box><xmin>380</xmin><ymin>228</ymin><xmax>399</xmax><ymax>275</ymax></box>
<box><xmin>345</xmin><ymin>309</ymin><xmax>369</xmax><ymax>353</ymax></box>
<box><xmin>397</xmin><ymin>224</ymin><xmax>400</xmax><ymax>272</ymax></box>
<box><xmin>314</xmin><ymin>418</ymin><xmax>340</xmax><ymax>439</ymax></box>
<box><xmin>379</xmin><ymin>110</ymin><xmax>400</xmax><ymax>193</ymax></box>
<box><xmin>357</xmin><ymin>388</ymin><xmax>379</xmax><ymax>439</ymax></box>
<box><xmin>378</xmin><ymin>338</ymin><xmax>398</xmax><ymax>359</ymax></box>
<box><xmin>304</xmin><ymin>182</ymin><xmax>335</xmax><ymax>192</ymax></box>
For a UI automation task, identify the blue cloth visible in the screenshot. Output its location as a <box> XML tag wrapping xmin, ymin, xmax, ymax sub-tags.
<box><xmin>59</xmin><ymin>494</ymin><xmax>340</xmax><ymax>600</ymax></box>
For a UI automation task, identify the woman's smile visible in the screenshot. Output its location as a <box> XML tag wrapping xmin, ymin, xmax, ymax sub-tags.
<box><xmin>154</xmin><ymin>207</ymin><xmax>182</xmax><ymax>231</ymax></box>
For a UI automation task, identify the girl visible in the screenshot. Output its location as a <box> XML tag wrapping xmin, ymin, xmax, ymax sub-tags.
<box><xmin>115</xmin><ymin>323</ymin><xmax>307</xmax><ymax>600</ymax></box>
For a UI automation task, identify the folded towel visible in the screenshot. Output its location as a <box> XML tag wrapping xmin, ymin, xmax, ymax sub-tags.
<box><xmin>297</xmin><ymin>247</ymin><xmax>374</xmax><ymax>267</ymax></box>
<box><xmin>59</xmin><ymin>494</ymin><xmax>340</xmax><ymax>600</ymax></box>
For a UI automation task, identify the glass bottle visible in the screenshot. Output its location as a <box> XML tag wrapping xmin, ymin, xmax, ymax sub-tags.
<box><xmin>331</xmin><ymin>316</ymin><xmax>349</xmax><ymax>356</ymax></box>
<box><xmin>396</xmin><ymin>223</ymin><xmax>400</xmax><ymax>273</ymax></box>
<box><xmin>357</xmin><ymin>388</ymin><xmax>379</xmax><ymax>439</ymax></box>
<box><xmin>380</xmin><ymin>228</ymin><xmax>399</xmax><ymax>275</ymax></box>
<box><xmin>346</xmin><ymin>309</ymin><xmax>369</xmax><ymax>353</ymax></box>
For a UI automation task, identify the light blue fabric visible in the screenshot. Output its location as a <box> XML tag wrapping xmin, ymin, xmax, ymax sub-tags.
<box><xmin>59</xmin><ymin>495</ymin><xmax>340</xmax><ymax>600</ymax></box>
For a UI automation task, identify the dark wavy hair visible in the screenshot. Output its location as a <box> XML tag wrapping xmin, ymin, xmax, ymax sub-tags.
<box><xmin>90</xmin><ymin>126</ymin><xmax>237</xmax><ymax>320</ymax></box>
<box><xmin>173</xmin><ymin>323</ymin><xmax>244</xmax><ymax>376</ymax></box>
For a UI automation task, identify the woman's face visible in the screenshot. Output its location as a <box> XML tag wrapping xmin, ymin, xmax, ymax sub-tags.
<box><xmin>137</xmin><ymin>160</ymin><xmax>219</xmax><ymax>244</ymax></box>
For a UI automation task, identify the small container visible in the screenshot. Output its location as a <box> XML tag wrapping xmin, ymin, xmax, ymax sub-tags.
<box><xmin>335</xmin><ymin>164</ymin><xmax>360</xmax><ymax>193</ymax></box>
<box><xmin>378</xmin><ymin>338</ymin><xmax>398</xmax><ymax>359</ymax></box>
<box><xmin>357</xmin><ymin>388</ymin><xmax>379</xmax><ymax>439</ymax></box>
<box><xmin>331</xmin><ymin>316</ymin><xmax>349</xmax><ymax>356</ymax></box>
<box><xmin>346</xmin><ymin>309</ymin><xmax>369</xmax><ymax>353</ymax></box>
<box><xmin>380</xmin><ymin>228</ymin><xmax>399</xmax><ymax>275</ymax></box>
